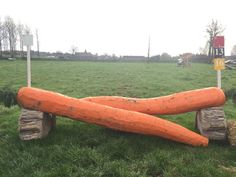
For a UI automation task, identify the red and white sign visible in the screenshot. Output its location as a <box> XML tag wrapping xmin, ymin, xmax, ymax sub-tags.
<box><xmin>213</xmin><ymin>36</ymin><xmax>224</xmax><ymax>48</ymax></box>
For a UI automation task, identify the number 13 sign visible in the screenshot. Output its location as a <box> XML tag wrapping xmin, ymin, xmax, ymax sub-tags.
<box><xmin>213</xmin><ymin>36</ymin><xmax>225</xmax><ymax>71</ymax></box>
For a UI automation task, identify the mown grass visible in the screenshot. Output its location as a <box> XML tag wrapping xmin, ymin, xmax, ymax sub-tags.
<box><xmin>0</xmin><ymin>60</ymin><xmax>236</xmax><ymax>177</ymax></box>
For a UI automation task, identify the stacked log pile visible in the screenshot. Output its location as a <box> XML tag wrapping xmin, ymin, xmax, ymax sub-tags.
<box><xmin>18</xmin><ymin>108</ymin><xmax>56</xmax><ymax>140</ymax></box>
<box><xmin>196</xmin><ymin>107</ymin><xmax>227</xmax><ymax>141</ymax></box>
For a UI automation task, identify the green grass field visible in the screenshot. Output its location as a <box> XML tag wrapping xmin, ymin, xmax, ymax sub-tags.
<box><xmin>0</xmin><ymin>60</ymin><xmax>236</xmax><ymax>177</ymax></box>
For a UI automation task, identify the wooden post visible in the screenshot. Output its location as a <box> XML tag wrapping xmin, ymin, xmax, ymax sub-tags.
<box><xmin>18</xmin><ymin>108</ymin><xmax>56</xmax><ymax>140</ymax></box>
<box><xmin>195</xmin><ymin>107</ymin><xmax>227</xmax><ymax>140</ymax></box>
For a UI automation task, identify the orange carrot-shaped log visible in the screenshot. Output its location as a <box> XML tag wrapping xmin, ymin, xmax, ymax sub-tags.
<box><xmin>82</xmin><ymin>87</ymin><xmax>225</xmax><ymax>115</ymax></box>
<box><xmin>17</xmin><ymin>87</ymin><xmax>208</xmax><ymax>146</ymax></box>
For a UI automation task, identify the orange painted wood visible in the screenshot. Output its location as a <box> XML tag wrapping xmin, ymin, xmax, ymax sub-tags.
<box><xmin>82</xmin><ymin>87</ymin><xmax>225</xmax><ymax>115</ymax></box>
<box><xmin>17</xmin><ymin>87</ymin><xmax>208</xmax><ymax>146</ymax></box>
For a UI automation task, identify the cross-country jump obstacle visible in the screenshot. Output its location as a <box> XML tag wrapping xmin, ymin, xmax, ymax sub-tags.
<box><xmin>17</xmin><ymin>86</ymin><xmax>236</xmax><ymax>146</ymax></box>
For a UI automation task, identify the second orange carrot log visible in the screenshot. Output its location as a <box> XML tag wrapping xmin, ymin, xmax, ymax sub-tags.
<box><xmin>82</xmin><ymin>87</ymin><xmax>225</xmax><ymax>115</ymax></box>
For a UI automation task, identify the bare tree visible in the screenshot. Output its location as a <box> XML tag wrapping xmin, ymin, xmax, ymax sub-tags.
<box><xmin>17</xmin><ymin>23</ymin><xmax>24</xmax><ymax>57</ymax></box>
<box><xmin>231</xmin><ymin>45</ymin><xmax>236</xmax><ymax>56</ymax></box>
<box><xmin>147</xmin><ymin>36</ymin><xmax>150</xmax><ymax>62</ymax></box>
<box><xmin>0</xmin><ymin>18</ymin><xmax>3</xmax><ymax>57</ymax></box>
<box><xmin>3</xmin><ymin>34</ymin><xmax>8</xmax><ymax>51</ymax></box>
<box><xmin>36</xmin><ymin>29</ymin><xmax>39</xmax><ymax>56</ymax></box>
<box><xmin>199</xmin><ymin>40</ymin><xmax>209</xmax><ymax>55</ymax></box>
<box><xmin>0</xmin><ymin>17</ymin><xmax>7</xmax><ymax>56</ymax></box>
<box><xmin>70</xmin><ymin>45</ymin><xmax>78</xmax><ymax>55</ymax></box>
<box><xmin>4</xmin><ymin>16</ymin><xmax>17</xmax><ymax>57</ymax></box>
<box><xmin>2</xmin><ymin>22</ymin><xmax>9</xmax><ymax>51</ymax></box>
<box><xmin>160</xmin><ymin>52</ymin><xmax>172</xmax><ymax>61</ymax></box>
<box><xmin>206</xmin><ymin>20</ymin><xmax>224</xmax><ymax>59</ymax></box>
<box><xmin>24</xmin><ymin>25</ymin><xmax>31</xmax><ymax>34</ymax></box>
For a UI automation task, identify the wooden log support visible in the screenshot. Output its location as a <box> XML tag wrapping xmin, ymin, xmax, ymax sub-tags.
<box><xmin>18</xmin><ymin>108</ymin><xmax>56</xmax><ymax>140</ymax></box>
<box><xmin>227</xmin><ymin>120</ymin><xmax>236</xmax><ymax>146</ymax></box>
<box><xmin>195</xmin><ymin>107</ymin><xmax>227</xmax><ymax>140</ymax></box>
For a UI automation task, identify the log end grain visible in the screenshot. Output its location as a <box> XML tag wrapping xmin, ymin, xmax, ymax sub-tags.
<box><xmin>196</xmin><ymin>107</ymin><xmax>227</xmax><ymax>141</ymax></box>
<box><xmin>18</xmin><ymin>108</ymin><xmax>56</xmax><ymax>140</ymax></box>
<box><xmin>227</xmin><ymin>120</ymin><xmax>236</xmax><ymax>146</ymax></box>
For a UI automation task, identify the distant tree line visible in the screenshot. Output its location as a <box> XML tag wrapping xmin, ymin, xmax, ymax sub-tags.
<box><xmin>0</xmin><ymin>16</ymin><xmax>32</xmax><ymax>58</ymax></box>
<box><xmin>150</xmin><ymin>53</ymin><xmax>210</xmax><ymax>63</ymax></box>
<box><xmin>1</xmin><ymin>17</ymin><xmax>235</xmax><ymax>63</ymax></box>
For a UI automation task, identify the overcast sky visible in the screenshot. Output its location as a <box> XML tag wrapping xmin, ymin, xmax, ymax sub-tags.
<box><xmin>1</xmin><ymin>0</ymin><xmax>236</xmax><ymax>56</ymax></box>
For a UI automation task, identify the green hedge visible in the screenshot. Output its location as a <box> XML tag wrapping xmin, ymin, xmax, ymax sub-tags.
<box><xmin>0</xmin><ymin>87</ymin><xmax>18</xmax><ymax>107</ymax></box>
<box><xmin>224</xmin><ymin>88</ymin><xmax>236</xmax><ymax>101</ymax></box>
